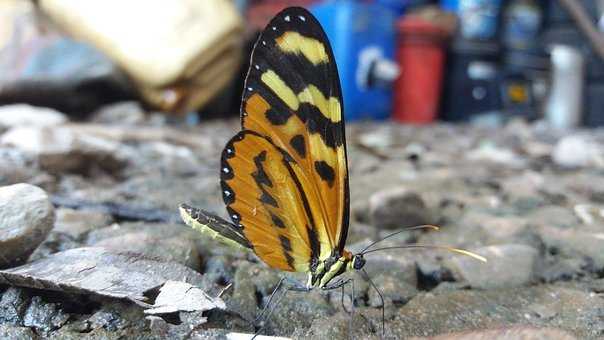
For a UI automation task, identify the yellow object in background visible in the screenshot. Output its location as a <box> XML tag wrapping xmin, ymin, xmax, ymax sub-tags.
<box><xmin>39</xmin><ymin>0</ymin><xmax>244</xmax><ymax>114</ymax></box>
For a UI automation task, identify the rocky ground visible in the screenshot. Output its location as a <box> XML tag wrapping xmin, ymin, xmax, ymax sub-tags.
<box><xmin>1</xmin><ymin>103</ymin><xmax>604</xmax><ymax>339</ymax></box>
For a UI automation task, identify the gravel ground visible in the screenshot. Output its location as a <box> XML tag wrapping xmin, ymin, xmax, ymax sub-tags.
<box><xmin>1</xmin><ymin>104</ymin><xmax>604</xmax><ymax>339</ymax></box>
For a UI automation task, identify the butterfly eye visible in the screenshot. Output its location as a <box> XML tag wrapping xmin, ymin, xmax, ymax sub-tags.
<box><xmin>353</xmin><ymin>255</ymin><xmax>366</xmax><ymax>270</ymax></box>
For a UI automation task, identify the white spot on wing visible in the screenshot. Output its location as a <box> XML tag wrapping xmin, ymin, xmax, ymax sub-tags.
<box><xmin>254</xmin><ymin>64</ymin><xmax>260</xmax><ymax>70</ymax></box>
<box><xmin>247</xmin><ymin>87</ymin><xmax>253</xmax><ymax>91</ymax></box>
<box><xmin>284</xmin><ymin>15</ymin><xmax>290</xmax><ymax>22</ymax></box>
<box><xmin>223</xmin><ymin>167</ymin><xmax>230</xmax><ymax>173</ymax></box>
<box><xmin>298</xmin><ymin>15</ymin><xmax>306</xmax><ymax>22</ymax></box>
<box><xmin>262</xmin><ymin>40</ymin><xmax>267</xmax><ymax>46</ymax></box>
<box><xmin>271</xmin><ymin>26</ymin><xmax>277</xmax><ymax>31</ymax></box>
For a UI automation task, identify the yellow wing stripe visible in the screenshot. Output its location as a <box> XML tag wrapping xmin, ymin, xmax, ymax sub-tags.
<box><xmin>260</xmin><ymin>70</ymin><xmax>299</xmax><ymax>110</ymax></box>
<box><xmin>260</xmin><ymin>71</ymin><xmax>341</xmax><ymax>123</ymax></box>
<box><xmin>297</xmin><ymin>85</ymin><xmax>341</xmax><ymax>123</ymax></box>
<box><xmin>275</xmin><ymin>31</ymin><xmax>329</xmax><ymax>65</ymax></box>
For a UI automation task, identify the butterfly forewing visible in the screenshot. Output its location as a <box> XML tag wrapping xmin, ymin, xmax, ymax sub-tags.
<box><xmin>239</xmin><ymin>7</ymin><xmax>350</xmax><ymax>259</ymax></box>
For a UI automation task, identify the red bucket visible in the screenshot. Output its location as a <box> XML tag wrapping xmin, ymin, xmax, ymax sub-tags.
<box><xmin>393</xmin><ymin>17</ymin><xmax>448</xmax><ymax>124</ymax></box>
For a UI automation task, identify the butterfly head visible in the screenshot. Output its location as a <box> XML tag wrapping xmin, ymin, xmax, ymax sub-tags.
<box><xmin>349</xmin><ymin>253</ymin><xmax>366</xmax><ymax>271</ymax></box>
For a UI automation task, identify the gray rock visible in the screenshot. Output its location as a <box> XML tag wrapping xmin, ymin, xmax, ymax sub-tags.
<box><xmin>0</xmin><ymin>324</ymin><xmax>37</xmax><ymax>340</ymax></box>
<box><xmin>23</xmin><ymin>296</ymin><xmax>70</xmax><ymax>333</ymax></box>
<box><xmin>1</xmin><ymin>126</ymin><xmax>125</xmax><ymax>174</ymax></box>
<box><xmin>0</xmin><ymin>287</ymin><xmax>31</xmax><ymax>325</ymax></box>
<box><xmin>0</xmin><ymin>183</ymin><xmax>54</xmax><ymax>268</ymax></box>
<box><xmin>538</xmin><ymin>226</ymin><xmax>604</xmax><ymax>271</ymax></box>
<box><xmin>369</xmin><ymin>187</ymin><xmax>434</xmax><ymax>230</ymax></box>
<box><xmin>445</xmin><ymin>244</ymin><xmax>539</xmax><ymax>289</ymax></box>
<box><xmin>53</xmin><ymin>208</ymin><xmax>113</xmax><ymax>238</ymax></box>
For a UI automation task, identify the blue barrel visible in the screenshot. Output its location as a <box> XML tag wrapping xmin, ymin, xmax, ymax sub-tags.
<box><xmin>441</xmin><ymin>0</ymin><xmax>459</xmax><ymax>11</ymax></box>
<box><xmin>311</xmin><ymin>1</ymin><xmax>396</xmax><ymax>121</ymax></box>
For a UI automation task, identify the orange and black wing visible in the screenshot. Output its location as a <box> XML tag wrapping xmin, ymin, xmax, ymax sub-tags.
<box><xmin>238</xmin><ymin>7</ymin><xmax>350</xmax><ymax>258</ymax></box>
<box><xmin>221</xmin><ymin>131</ymin><xmax>322</xmax><ymax>272</ymax></box>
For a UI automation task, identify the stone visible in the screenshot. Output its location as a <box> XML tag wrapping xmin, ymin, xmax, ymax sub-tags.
<box><xmin>369</xmin><ymin>187</ymin><xmax>434</xmax><ymax>230</ymax></box>
<box><xmin>0</xmin><ymin>126</ymin><xmax>124</xmax><ymax>174</ymax></box>
<box><xmin>0</xmin><ymin>183</ymin><xmax>54</xmax><ymax>268</ymax></box>
<box><xmin>538</xmin><ymin>226</ymin><xmax>604</xmax><ymax>271</ymax></box>
<box><xmin>552</xmin><ymin>135</ymin><xmax>604</xmax><ymax>168</ymax></box>
<box><xmin>0</xmin><ymin>147</ymin><xmax>39</xmax><ymax>186</ymax></box>
<box><xmin>0</xmin><ymin>287</ymin><xmax>31</xmax><ymax>325</ymax></box>
<box><xmin>53</xmin><ymin>208</ymin><xmax>113</xmax><ymax>238</ymax></box>
<box><xmin>0</xmin><ymin>324</ymin><xmax>37</xmax><ymax>340</ymax></box>
<box><xmin>0</xmin><ymin>104</ymin><xmax>67</xmax><ymax>132</ymax></box>
<box><xmin>23</xmin><ymin>296</ymin><xmax>70</xmax><ymax>333</ymax></box>
<box><xmin>444</xmin><ymin>244</ymin><xmax>539</xmax><ymax>289</ymax></box>
<box><xmin>0</xmin><ymin>247</ymin><xmax>211</xmax><ymax>301</ymax></box>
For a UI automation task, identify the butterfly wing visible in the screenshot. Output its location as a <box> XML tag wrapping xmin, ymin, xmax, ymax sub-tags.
<box><xmin>239</xmin><ymin>7</ymin><xmax>350</xmax><ymax>258</ymax></box>
<box><xmin>221</xmin><ymin>131</ymin><xmax>322</xmax><ymax>271</ymax></box>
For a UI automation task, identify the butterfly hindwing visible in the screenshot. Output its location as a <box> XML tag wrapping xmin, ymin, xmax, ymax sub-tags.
<box><xmin>220</xmin><ymin>131</ymin><xmax>322</xmax><ymax>272</ymax></box>
<box><xmin>239</xmin><ymin>7</ymin><xmax>350</xmax><ymax>258</ymax></box>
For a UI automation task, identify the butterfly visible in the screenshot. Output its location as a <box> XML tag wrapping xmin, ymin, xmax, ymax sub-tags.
<box><xmin>179</xmin><ymin>6</ymin><xmax>485</xmax><ymax>336</ymax></box>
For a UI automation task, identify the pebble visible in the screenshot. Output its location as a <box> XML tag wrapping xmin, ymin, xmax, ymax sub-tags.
<box><xmin>0</xmin><ymin>104</ymin><xmax>67</xmax><ymax>131</ymax></box>
<box><xmin>552</xmin><ymin>135</ymin><xmax>603</xmax><ymax>168</ymax></box>
<box><xmin>0</xmin><ymin>183</ymin><xmax>54</xmax><ymax>268</ymax></box>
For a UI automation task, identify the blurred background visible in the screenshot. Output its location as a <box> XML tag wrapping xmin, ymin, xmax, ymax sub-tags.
<box><xmin>1</xmin><ymin>0</ymin><xmax>603</xmax><ymax>128</ymax></box>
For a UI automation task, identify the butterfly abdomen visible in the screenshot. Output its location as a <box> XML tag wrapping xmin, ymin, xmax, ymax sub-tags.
<box><xmin>179</xmin><ymin>203</ymin><xmax>251</xmax><ymax>251</ymax></box>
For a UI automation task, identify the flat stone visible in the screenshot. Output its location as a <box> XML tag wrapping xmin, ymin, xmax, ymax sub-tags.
<box><xmin>0</xmin><ymin>183</ymin><xmax>54</xmax><ymax>268</ymax></box>
<box><xmin>369</xmin><ymin>187</ymin><xmax>434</xmax><ymax>230</ymax></box>
<box><xmin>445</xmin><ymin>244</ymin><xmax>539</xmax><ymax>289</ymax></box>
<box><xmin>0</xmin><ymin>247</ymin><xmax>210</xmax><ymax>302</ymax></box>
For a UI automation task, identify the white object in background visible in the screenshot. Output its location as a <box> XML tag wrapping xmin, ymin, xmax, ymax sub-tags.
<box><xmin>545</xmin><ymin>45</ymin><xmax>585</xmax><ymax>129</ymax></box>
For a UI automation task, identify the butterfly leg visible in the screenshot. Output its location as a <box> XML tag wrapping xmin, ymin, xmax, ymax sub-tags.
<box><xmin>322</xmin><ymin>278</ymin><xmax>355</xmax><ymax>340</ymax></box>
<box><xmin>253</xmin><ymin>276</ymin><xmax>309</xmax><ymax>339</ymax></box>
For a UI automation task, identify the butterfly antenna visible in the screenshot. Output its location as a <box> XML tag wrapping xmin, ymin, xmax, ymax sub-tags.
<box><xmin>361</xmin><ymin>268</ymin><xmax>384</xmax><ymax>336</ymax></box>
<box><xmin>359</xmin><ymin>225</ymin><xmax>440</xmax><ymax>254</ymax></box>
<box><xmin>361</xmin><ymin>245</ymin><xmax>487</xmax><ymax>263</ymax></box>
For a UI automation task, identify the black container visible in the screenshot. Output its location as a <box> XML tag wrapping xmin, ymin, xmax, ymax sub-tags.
<box><xmin>441</xmin><ymin>39</ymin><xmax>503</xmax><ymax>121</ymax></box>
<box><xmin>585</xmin><ymin>81</ymin><xmax>604</xmax><ymax>127</ymax></box>
<box><xmin>544</xmin><ymin>0</ymin><xmax>599</xmax><ymax>27</ymax></box>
